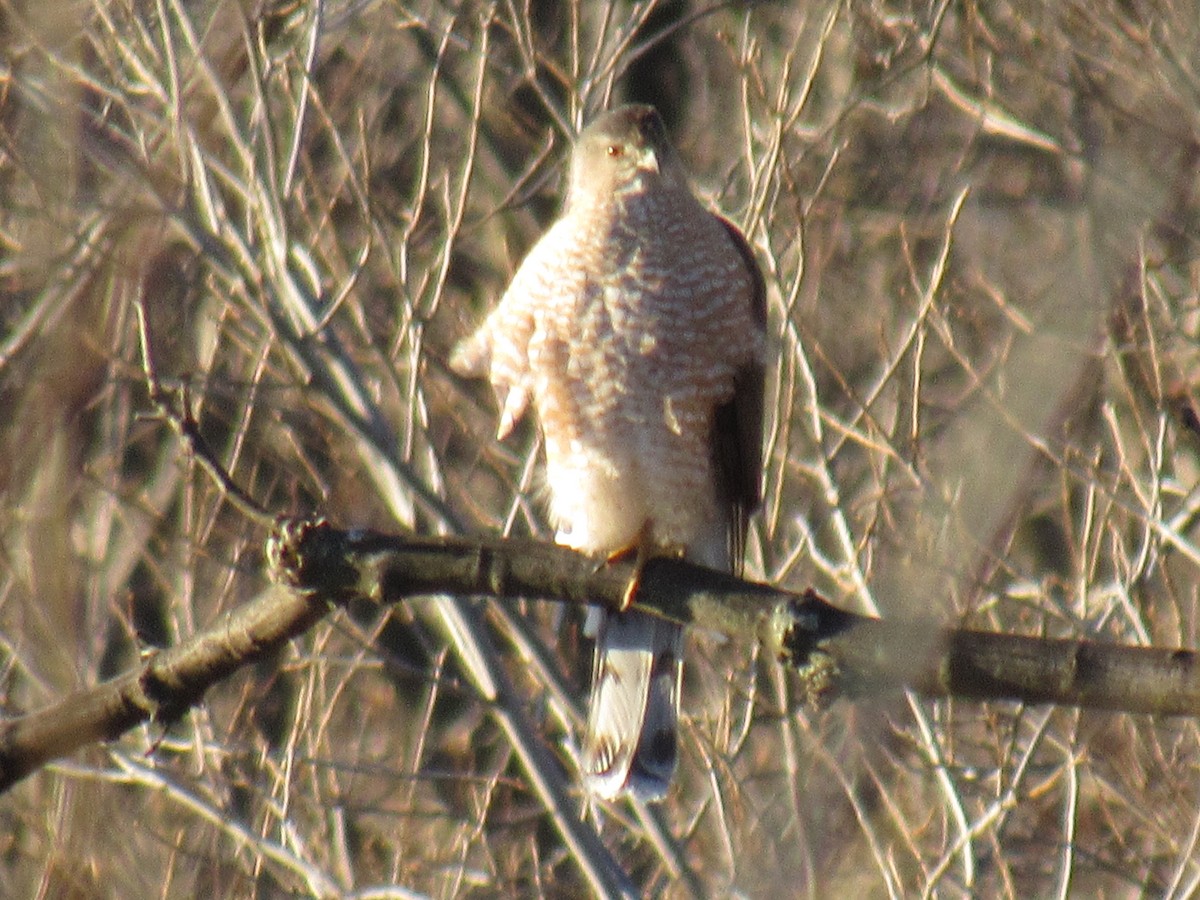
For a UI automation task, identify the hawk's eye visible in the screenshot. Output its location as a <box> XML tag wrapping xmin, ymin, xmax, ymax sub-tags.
<box><xmin>606</xmin><ymin>144</ymin><xmax>624</xmax><ymax>158</ymax></box>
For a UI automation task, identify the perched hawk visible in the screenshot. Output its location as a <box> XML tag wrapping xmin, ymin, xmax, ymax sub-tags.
<box><xmin>452</xmin><ymin>104</ymin><xmax>765</xmax><ymax>800</ymax></box>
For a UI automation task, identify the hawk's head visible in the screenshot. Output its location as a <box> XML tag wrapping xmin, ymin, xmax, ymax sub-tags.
<box><xmin>568</xmin><ymin>104</ymin><xmax>689</xmax><ymax>204</ymax></box>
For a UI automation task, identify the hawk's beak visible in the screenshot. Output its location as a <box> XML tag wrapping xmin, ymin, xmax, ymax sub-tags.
<box><xmin>634</xmin><ymin>145</ymin><xmax>660</xmax><ymax>174</ymax></box>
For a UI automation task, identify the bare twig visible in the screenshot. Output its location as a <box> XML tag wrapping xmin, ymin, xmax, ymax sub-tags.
<box><xmin>134</xmin><ymin>299</ymin><xmax>276</xmax><ymax>526</ymax></box>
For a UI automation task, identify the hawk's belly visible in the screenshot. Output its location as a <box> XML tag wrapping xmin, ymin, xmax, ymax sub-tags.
<box><xmin>540</xmin><ymin>368</ymin><xmax>726</xmax><ymax>562</ymax></box>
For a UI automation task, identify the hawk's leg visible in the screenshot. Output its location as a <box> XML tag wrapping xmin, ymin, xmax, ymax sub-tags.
<box><xmin>604</xmin><ymin>522</ymin><xmax>685</xmax><ymax>611</ymax></box>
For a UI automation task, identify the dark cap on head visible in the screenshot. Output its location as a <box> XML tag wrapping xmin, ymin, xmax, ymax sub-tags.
<box><xmin>579</xmin><ymin>104</ymin><xmax>667</xmax><ymax>151</ymax></box>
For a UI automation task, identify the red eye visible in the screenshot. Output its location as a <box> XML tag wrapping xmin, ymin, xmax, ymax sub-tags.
<box><xmin>606</xmin><ymin>144</ymin><xmax>624</xmax><ymax>157</ymax></box>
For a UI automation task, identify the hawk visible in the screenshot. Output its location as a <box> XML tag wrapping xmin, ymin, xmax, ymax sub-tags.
<box><xmin>451</xmin><ymin>104</ymin><xmax>766</xmax><ymax>800</ymax></box>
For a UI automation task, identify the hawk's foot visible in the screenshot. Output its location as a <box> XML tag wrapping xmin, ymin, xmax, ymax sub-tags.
<box><xmin>605</xmin><ymin>525</ymin><xmax>684</xmax><ymax>611</ymax></box>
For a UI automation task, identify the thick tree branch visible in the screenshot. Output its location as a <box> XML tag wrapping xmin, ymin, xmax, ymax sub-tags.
<box><xmin>3</xmin><ymin>518</ymin><xmax>1199</xmax><ymax>795</ymax></box>
<box><xmin>0</xmin><ymin>575</ymin><xmax>329</xmax><ymax>792</ymax></box>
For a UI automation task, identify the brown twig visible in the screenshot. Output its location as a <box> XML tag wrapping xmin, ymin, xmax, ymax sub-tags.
<box><xmin>134</xmin><ymin>299</ymin><xmax>276</xmax><ymax>527</ymax></box>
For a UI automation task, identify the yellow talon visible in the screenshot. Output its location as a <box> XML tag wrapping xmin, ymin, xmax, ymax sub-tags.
<box><xmin>605</xmin><ymin>525</ymin><xmax>686</xmax><ymax>611</ymax></box>
<box><xmin>603</xmin><ymin>523</ymin><xmax>652</xmax><ymax>611</ymax></box>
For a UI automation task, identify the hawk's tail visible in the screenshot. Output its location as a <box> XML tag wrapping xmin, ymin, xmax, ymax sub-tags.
<box><xmin>581</xmin><ymin>608</ymin><xmax>683</xmax><ymax>801</ymax></box>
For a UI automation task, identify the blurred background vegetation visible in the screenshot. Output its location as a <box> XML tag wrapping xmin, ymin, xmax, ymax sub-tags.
<box><xmin>3</xmin><ymin>0</ymin><xmax>1200</xmax><ymax>896</ymax></box>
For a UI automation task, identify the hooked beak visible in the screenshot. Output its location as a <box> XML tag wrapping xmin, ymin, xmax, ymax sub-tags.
<box><xmin>633</xmin><ymin>144</ymin><xmax>660</xmax><ymax>174</ymax></box>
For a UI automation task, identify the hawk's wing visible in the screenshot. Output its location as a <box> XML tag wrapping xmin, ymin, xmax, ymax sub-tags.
<box><xmin>711</xmin><ymin>214</ymin><xmax>766</xmax><ymax>577</ymax></box>
<box><xmin>450</xmin><ymin>230</ymin><xmax>569</xmax><ymax>440</ymax></box>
